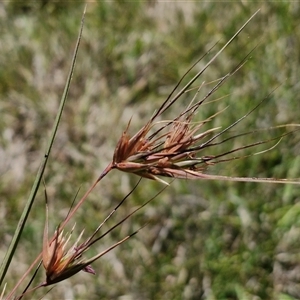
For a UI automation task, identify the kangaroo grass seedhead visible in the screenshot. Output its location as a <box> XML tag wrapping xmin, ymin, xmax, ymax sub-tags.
<box><xmin>41</xmin><ymin>179</ymin><xmax>146</xmax><ymax>287</ymax></box>
<box><xmin>112</xmin><ymin>100</ymin><xmax>222</xmax><ymax>185</ymax></box>
<box><xmin>110</xmin><ymin>11</ymin><xmax>263</xmax><ymax>185</ymax></box>
<box><xmin>112</xmin><ymin>76</ymin><xmax>300</xmax><ymax>185</ymax></box>
<box><xmin>111</xmin><ymin>9</ymin><xmax>300</xmax><ymax>186</ymax></box>
<box><xmin>43</xmin><ymin>226</ymin><xmax>95</xmax><ymax>285</ymax></box>
<box><xmin>42</xmin><ymin>195</ymin><xmax>96</xmax><ymax>286</ymax></box>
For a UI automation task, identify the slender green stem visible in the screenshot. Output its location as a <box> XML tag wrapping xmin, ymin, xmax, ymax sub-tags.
<box><xmin>1</xmin><ymin>5</ymin><xmax>87</xmax><ymax>290</ymax></box>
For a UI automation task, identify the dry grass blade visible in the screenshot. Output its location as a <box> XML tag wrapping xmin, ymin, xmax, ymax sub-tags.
<box><xmin>0</xmin><ymin>284</ymin><xmax>6</xmax><ymax>300</ymax></box>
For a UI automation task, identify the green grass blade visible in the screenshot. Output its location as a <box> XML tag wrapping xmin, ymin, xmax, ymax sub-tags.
<box><xmin>0</xmin><ymin>6</ymin><xmax>86</xmax><ymax>287</ymax></box>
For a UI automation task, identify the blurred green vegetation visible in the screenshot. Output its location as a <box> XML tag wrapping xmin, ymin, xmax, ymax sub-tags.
<box><xmin>1</xmin><ymin>1</ymin><xmax>300</xmax><ymax>299</ymax></box>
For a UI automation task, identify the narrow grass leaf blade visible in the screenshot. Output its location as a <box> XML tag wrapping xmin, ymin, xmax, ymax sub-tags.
<box><xmin>1</xmin><ymin>6</ymin><xmax>86</xmax><ymax>291</ymax></box>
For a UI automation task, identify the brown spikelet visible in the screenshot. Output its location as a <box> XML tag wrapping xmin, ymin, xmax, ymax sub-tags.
<box><xmin>41</xmin><ymin>188</ymin><xmax>145</xmax><ymax>286</ymax></box>
<box><xmin>112</xmin><ymin>90</ymin><xmax>223</xmax><ymax>185</ymax></box>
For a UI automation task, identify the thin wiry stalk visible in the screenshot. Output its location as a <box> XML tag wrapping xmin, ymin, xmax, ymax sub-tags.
<box><xmin>197</xmin><ymin>131</ymin><xmax>294</xmax><ymax>165</ymax></box>
<box><xmin>86</xmin><ymin>182</ymin><xmax>170</xmax><ymax>250</ymax></box>
<box><xmin>151</xmin><ymin>10</ymin><xmax>260</xmax><ymax>121</ymax></box>
<box><xmin>19</xmin><ymin>261</ymin><xmax>42</xmax><ymax>300</ymax></box>
<box><xmin>197</xmin><ymin>85</ymin><xmax>281</xmax><ymax>150</ymax></box>
<box><xmin>150</xmin><ymin>43</ymin><xmax>255</xmax><ymax>140</ymax></box>
<box><xmin>83</xmin><ymin>178</ymin><xmax>142</xmax><ymax>247</ymax></box>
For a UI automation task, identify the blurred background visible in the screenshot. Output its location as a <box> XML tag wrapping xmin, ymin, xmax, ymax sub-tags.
<box><xmin>1</xmin><ymin>1</ymin><xmax>300</xmax><ymax>299</ymax></box>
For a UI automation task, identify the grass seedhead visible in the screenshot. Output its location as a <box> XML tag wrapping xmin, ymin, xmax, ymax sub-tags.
<box><xmin>112</xmin><ymin>79</ymin><xmax>300</xmax><ymax>185</ymax></box>
<box><xmin>42</xmin><ymin>193</ymin><xmax>95</xmax><ymax>286</ymax></box>
<box><xmin>109</xmin><ymin>11</ymin><xmax>265</xmax><ymax>184</ymax></box>
<box><xmin>43</xmin><ymin>226</ymin><xmax>95</xmax><ymax>285</ymax></box>
<box><xmin>40</xmin><ymin>180</ymin><xmax>146</xmax><ymax>287</ymax></box>
<box><xmin>111</xmin><ymin>18</ymin><xmax>300</xmax><ymax>186</ymax></box>
<box><xmin>112</xmin><ymin>102</ymin><xmax>223</xmax><ymax>185</ymax></box>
